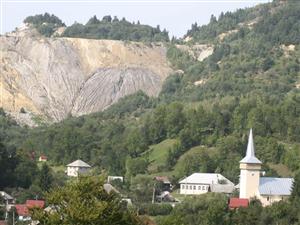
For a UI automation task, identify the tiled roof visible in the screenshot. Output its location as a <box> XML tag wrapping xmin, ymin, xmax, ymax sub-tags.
<box><xmin>26</xmin><ymin>200</ymin><xmax>45</xmax><ymax>208</ymax></box>
<box><xmin>259</xmin><ymin>177</ymin><xmax>294</xmax><ymax>196</ymax></box>
<box><xmin>15</xmin><ymin>200</ymin><xmax>45</xmax><ymax>217</ymax></box>
<box><xmin>15</xmin><ymin>204</ymin><xmax>29</xmax><ymax>216</ymax></box>
<box><xmin>67</xmin><ymin>159</ymin><xmax>91</xmax><ymax>168</ymax></box>
<box><xmin>229</xmin><ymin>198</ymin><xmax>249</xmax><ymax>209</ymax></box>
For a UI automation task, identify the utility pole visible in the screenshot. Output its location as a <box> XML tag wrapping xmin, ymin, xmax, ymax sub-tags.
<box><xmin>152</xmin><ymin>185</ymin><xmax>155</xmax><ymax>204</ymax></box>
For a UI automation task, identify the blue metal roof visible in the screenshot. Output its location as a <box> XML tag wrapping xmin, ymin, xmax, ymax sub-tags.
<box><xmin>259</xmin><ymin>177</ymin><xmax>294</xmax><ymax>196</ymax></box>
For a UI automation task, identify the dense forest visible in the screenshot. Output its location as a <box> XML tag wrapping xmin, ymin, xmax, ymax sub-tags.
<box><xmin>23</xmin><ymin>13</ymin><xmax>169</xmax><ymax>42</ymax></box>
<box><xmin>1</xmin><ymin>0</ymin><xmax>300</xmax><ymax>224</ymax></box>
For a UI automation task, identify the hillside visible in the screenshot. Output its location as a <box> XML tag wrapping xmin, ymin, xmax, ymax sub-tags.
<box><xmin>1</xmin><ymin>1</ymin><xmax>300</xmax><ymax>224</ymax></box>
<box><xmin>0</xmin><ymin>26</ymin><xmax>172</xmax><ymax>123</ymax></box>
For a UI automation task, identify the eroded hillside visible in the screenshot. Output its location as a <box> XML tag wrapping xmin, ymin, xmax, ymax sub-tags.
<box><xmin>0</xmin><ymin>28</ymin><xmax>173</xmax><ymax>123</ymax></box>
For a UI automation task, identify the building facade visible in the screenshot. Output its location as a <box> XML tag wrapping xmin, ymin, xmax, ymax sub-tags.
<box><xmin>66</xmin><ymin>159</ymin><xmax>91</xmax><ymax>177</ymax></box>
<box><xmin>179</xmin><ymin>173</ymin><xmax>235</xmax><ymax>195</ymax></box>
<box><xmin>239</xmin><ymin>129</ymin><xmax>294</xmax><ymax>206</ymax></box>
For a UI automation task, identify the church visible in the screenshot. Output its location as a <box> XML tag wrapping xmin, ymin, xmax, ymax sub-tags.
<box><xmin>238</xmin><ymin>129</ymin><xmax>294</xmax><ymax>206</ymax></box>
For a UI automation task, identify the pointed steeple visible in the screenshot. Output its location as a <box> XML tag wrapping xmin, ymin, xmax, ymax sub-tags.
<box><xmin>240</xmin><ymin>129</ymin><xmax>262</xmax><ymax>164</ymax></box>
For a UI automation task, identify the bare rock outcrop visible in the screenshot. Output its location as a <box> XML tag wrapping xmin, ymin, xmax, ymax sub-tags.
<box><xmin>0</xmin><ymin>30</ymin><xmax>172</xmax><ymax>123</ymax></box>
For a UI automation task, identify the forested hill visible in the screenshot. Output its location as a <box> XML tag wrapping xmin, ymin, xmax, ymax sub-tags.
<box><xmin>163</xmin><ymin>0</ymin><xmax>300</xmax><ymax>103</ymax></box>
<box><xmin>2</xmin><ymin>0</ymin><xmax>300</xmax><ymax>177</ymax></box>
<box><xmin>1</xmin><ymin>0</ymin><xmax>300</xmax><ymax>204</ymax></box>
<box><xmin>23</xmin><ymin>13</ymin><xmax>169</xmax><ymax>42</ymax></box>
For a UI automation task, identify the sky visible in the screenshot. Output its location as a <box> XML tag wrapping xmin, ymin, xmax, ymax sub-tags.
<box><xmin>1</xmin><ymin>0</ymin><xmax>271</xmax><ymax>38</ymax></box>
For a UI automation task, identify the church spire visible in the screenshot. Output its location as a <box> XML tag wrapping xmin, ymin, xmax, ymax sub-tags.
<box><xmin>240</xmin><ymin>129</ymin><xmax>262</xmax><ymax>164</ymax></box>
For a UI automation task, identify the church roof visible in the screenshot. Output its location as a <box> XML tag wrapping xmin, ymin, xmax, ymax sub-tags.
<box><xmin>240</xmin><ymin>129</ymin><xmax>262</xmax><ymax>164</ymax></box>
<box><xmin>67</xmin><ymin>159</ymin><xmax>91</xmax><ymax>168</ymax></box>
<box><xmin>259</xmin><ymin>177</ymin><xmax>294</xmax><ymax>196</ymax></box>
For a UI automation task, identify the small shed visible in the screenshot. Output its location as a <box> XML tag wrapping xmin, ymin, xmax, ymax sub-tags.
<box><xmin>66</xmin><ymin>159</ymin><xmax>91</xmax><ymax>177</ymax></box>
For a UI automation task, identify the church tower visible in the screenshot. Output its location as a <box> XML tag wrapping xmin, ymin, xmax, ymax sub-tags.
<box><xmin>239</xmin><ymin>129</ymin><xmax>262</xmax><ymax>199</ymax></box>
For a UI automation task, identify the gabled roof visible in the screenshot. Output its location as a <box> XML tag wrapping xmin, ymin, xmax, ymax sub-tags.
<box><xmin>0</xmin><ymin>191</ymin><xmax>14</xmax><ymax>200</ymax></box>
<box><xmin>15</xmin><ymin>200</ymin><xmax>45</xmax><ymax>217</ymax></box>
<box><xmin>259</xmin><ymin>177</ymin><xmax>294</xmax><ymax>196</ymax></box>
<box><xmin>154</xmin><ymin>176</ymin><xmax>171</xmax><ymax>184</ymax></box>
<box><xmin>211</xmin><ymin>183</ymin><xmax>235</xmax><ymax>194</ymax></box>
<box><xmin>67</xmin><ymin>159</ymin><xmax>91</xmax><ymax>168</ymax></box>
<box><xmin>240</xmin><ymin>129</ymin><xmax>262</xmax><ymax>164</ymax></box>
<box><xmin>179</xmin><ymin>173</ymin><xmax>234</xmax><ymax>186</ymax></box>
<box><xmin>15</xmin><ymin>204</ymin><xmax>29</xmax><ymax>216</ymax></box>
<box><xmin>26</xmin><ymin>200</ymin><xmax>45</xmax><ymax>208</ymax></box>
<box><xmin>229</xmin><ymin>198</ymin><xmax>249</xmax><ymax>209</ymax></box>
<box><xmin>103</xmin><ymin>183</ymin><xmax>120</xmax><ymax>194</ymax></box>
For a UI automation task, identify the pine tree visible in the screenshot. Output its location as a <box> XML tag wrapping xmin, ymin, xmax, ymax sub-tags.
<box><xmin>38</xmin><ymin>164</ymin><xmax>53</xmax><ymax>192</ymax></box>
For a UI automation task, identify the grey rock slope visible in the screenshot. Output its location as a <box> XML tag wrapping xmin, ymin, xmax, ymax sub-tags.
<box><xmin>0</xmin><ymin>28</ymin><xmax>172</xmax><ymax>122</ymax></box>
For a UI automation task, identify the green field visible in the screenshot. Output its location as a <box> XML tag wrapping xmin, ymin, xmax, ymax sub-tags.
<box><xmin>143</xmin><ymin>139</ymin><xmax>177</xmax><ymax>173</ymax></box>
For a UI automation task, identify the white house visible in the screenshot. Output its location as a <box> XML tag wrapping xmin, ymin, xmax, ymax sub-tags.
<box><xmin>239</xmin><ymin>129</ymin><xmax>294</xmax><ymax>206</ymax></box>
<box><xmin>179</xmin><ymin>173</ymin><xmax>235</xmax><ymax>195</ymax></box>
<box><xmin>66</xmin><ymin>159</ymin><xmax>91</xmax><ymax>177</ymax></box>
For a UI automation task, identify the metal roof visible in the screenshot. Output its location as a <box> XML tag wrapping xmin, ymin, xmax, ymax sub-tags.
<box><xmin>67</xmin><ymin>159</ymin><xmax>91</xmax><ymax>168</ymax></box>
<box><xmin>0</xmin><ymin>191</ymin><xmax>14</xmax><ymax>200</ymax></box>
<box><xmin>179</xmin><ymin>173</ymin><xmax>234</xmax><ymax>186</ymax></box>
<box><xmin>240</xmin><ymin>129</ymin><xmax>262</xmax><ymax>164</ymax></box>
<box><xmin>259</xmin><ymin>177</ymin><xmax>294</xmax><ymax>196</ymax></box>
<box><xmin>210</xmin><ymin>183</ymin><xmax>235</xmax><ymax>194</ymax></box>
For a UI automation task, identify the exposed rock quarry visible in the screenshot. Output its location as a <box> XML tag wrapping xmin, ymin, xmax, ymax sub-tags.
<box><xmin>1</xmin><ymin>28</ymin><xmax>214</xmax><ymax>125</ymax></box>
<box><xmin>175</xmin><ymin>44</ymin><xmax>214</xmax><ymax>62</ymax></box>
<box><xmin>0</xmin><ymin>29</ymin><xmax>172</xmax><ymax>122</ymax></box>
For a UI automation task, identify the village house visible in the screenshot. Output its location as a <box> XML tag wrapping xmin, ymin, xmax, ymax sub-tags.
<box><xmin>0</xmin><ymin>191</ymin><xmax>15</xmax><ymax>220</ymax></box>
<box><xmin>38</xmin><ymin>155</ymin><xmax>48</xmax><ymax>162</ymax></box>
<box><xmin>154</xmin><ymin>176</ymin><xmax>172</xmax><ymax>192</ymax></box>
<box><xmin>235</xmin><ymin>129</ymin><xmax>294</xmax><ymax>207</ymax></box>
<box><xmin>66</xmin><ymin>159</ymin><xmax>91</xmax><ymax>177</ymax></box>
<box><xmin>179</xmin><ymin>173</ymin><xmax>235</xmax><ymax>195</ymax></box>
<box><xmin>107</xmin><ymin>176</ymin><xmax>124</xmax><ymax>183</ymax></box>
<box><xmin>15</xmin><ymin>200</ymin><xmax>45</xmax><ymax>221</ymax></box>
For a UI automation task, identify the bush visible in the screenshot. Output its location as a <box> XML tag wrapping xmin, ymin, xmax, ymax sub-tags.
<box><xmin>139</xmin><ymin>203</ymin><xmax>173</xmax><ymax>216</ymax></box>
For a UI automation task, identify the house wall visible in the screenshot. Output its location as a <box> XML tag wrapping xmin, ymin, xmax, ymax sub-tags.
<box><xmin>239</xmin><ymin>163</ymin><xmax>261</xmax><ymax>199</ymax></box>
<box><xmin>256</xmin><ymin>193</ymin><xmax>289</xmax><ymax>206</ymax></box>
<box><xmin>180</xmin><ymin>184</ymin><xmax>209</xmax><ymax>195</ymax></box>
<box><xmin>67</xmin><ymin>166</ymin><xmax>90</xmax><ymax>177</ymax></box>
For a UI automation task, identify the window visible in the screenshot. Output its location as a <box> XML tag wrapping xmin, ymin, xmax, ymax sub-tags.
<box><xmin>182</xmin><ymin>185</ymin><xmax>185</xmax><ymax>189</ymax></box>
<box><xmin>202</xmin><ymin>186</ymin><xmax>206</xmax><ymax>190</ymax></box>
<box><xmin>190</xmin><ymin>185</ymin><xmax>193</xmax><ymax>190</ymax></box>
<box><xmin>193</xmin><ymin>186</ymin><xmax>196</xmax><ymax>190</ymax></box>
<box><xmin>267</xmin><ymin>196</ymin><xmax>270</xmax><ymax>201</ymax></box>
<box><xmin>198</xmin><ymin>186</ymin><xmax>201</xmax><ymax>190</ymax></box>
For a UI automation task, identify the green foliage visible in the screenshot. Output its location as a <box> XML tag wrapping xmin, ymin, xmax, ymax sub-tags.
<box><xmin>130</xmin><ymin>175</ymin><xmax>154</xmax><ymax>203</ymax></box>
<box><xmin>62</xmin><ymin>15</ymin><xmax>169</xmax><ymax>42</ymax></box>
<box><xmin>159</xmin><ymin>193</ymin><xmax>228</xmax><ymax>225</ymax></box>
<box><xmin>38</xmin><ymin>164</ymin><xmax>53</xmax><ymax>192</ymax></box>
<box><xmin>24</xmin><ymin>13</ymin><xmax>65</xmax><ymax>37</ymax></box>
<box><xmin>139</xmin><ymin>203</ymin><xmax>173</xmax><ymax>216</ymax></box>
<box><xmin>31</xmin><ymin>176</ymin><xmax>142</xmax><ymax>225</ymax></box>
<box><xmin>0</xmin><ymin>142</ymin><xmax>38</xmax><ymax>189</ymax></box>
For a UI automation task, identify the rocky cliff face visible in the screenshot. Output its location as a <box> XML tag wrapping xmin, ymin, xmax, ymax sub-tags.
<box><xmin>0</xmin><ymin>28</ymin><xmax>172</xmax><ymax>123</ymax></box>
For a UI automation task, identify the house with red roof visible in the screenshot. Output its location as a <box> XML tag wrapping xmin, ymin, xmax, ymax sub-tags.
<box><xmin>38</xmin><ymin>155</ymin><xmax>48</xmax><ymax>162</ymax></box>
<box><xmin>15</xmin><ymin>200</ymin><xmax>45</xmax><ymax>221</ymax></box>
<box><xmin>229</xmin><ymin>198</ymin><xmax>249</xmax><ymax>209</ymax></box>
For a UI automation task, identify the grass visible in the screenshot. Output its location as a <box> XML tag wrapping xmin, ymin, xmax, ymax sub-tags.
<box><xmin>143</xmin><ymin>139</ymin><xmax>177</xmax><ymax>173</ymax></box>
<box><xmin>173</xmin><ymin>145</ymin><xmax>217</xmax><ymax>174</ymax></box>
